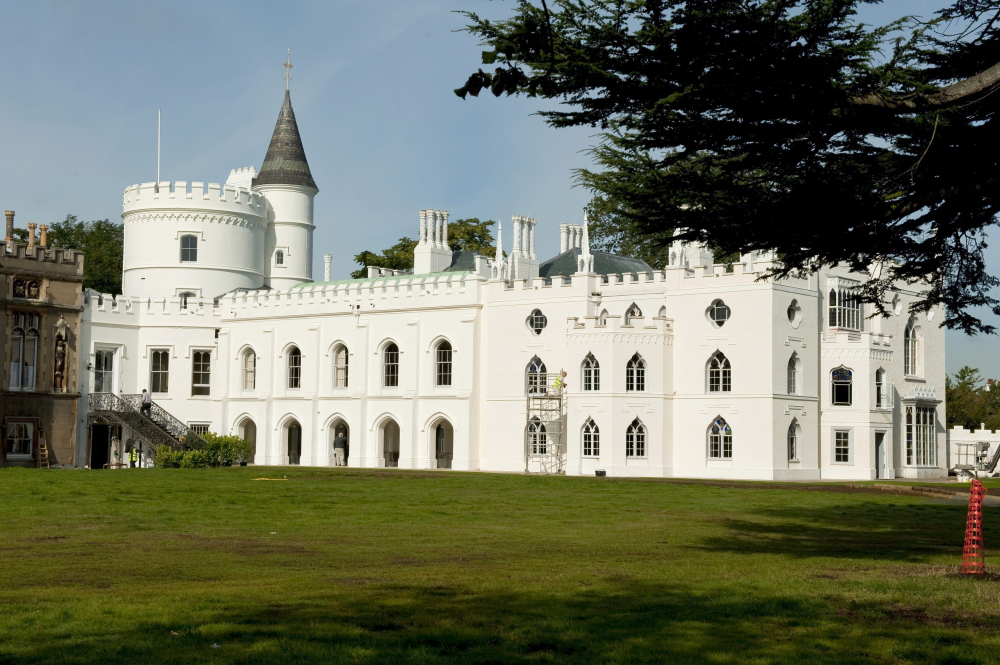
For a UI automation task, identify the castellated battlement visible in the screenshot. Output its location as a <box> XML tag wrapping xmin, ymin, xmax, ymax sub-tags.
<box><xmin>1</xmin><ymin>240</ymin><xmax>85</xmax><ymax>272</ymax></box>
<box><xmin>122</xmin><ymin>181</ymin><xmax>267</xmax><ymax>217</ymax></box>
<box><xmin>220</xmin><ymin>270</ymin><xmax>486</xmax><ymax>317</ymax></box>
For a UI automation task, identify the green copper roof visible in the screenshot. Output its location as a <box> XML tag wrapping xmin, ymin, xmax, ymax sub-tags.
<box><xmin>254</xmin><ymin>90</ymin><xmax>318</xmax><ymax>190</ymax></box>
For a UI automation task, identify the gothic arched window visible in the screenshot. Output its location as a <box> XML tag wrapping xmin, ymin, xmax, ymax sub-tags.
<box><xmin>286</xmin><ymin>346</ymin><xmax>302</xmax><ymax>389</ymax></box>
<box><xmin>527</xmin><ymin>417</ymin><xmax>547</xmax><ymax>454</ymax></box>
<box><xmin>582</xmin><ymin>353</ymin><xmax>600</xmax><ymax>391</ymax></box>
<box><xmin>708</xmin><ymin>417</ymin><xmax>733</xmax><ymax>459</ymax></box>
<box><xmin>435</xmin><ymin>340</ymin><xmax>453</xmax><ymax>386</ymax></box>
<box><xmin>582</xmin><ymin>419</ymin><xmax>600</xmax><ymax>457</ymax></box>
<box><xmin>626</xmin><ymin>418</ymin><xmax>646</xmax><ymax>457</ymax></box>
<box><xmin>708</xmin><ymin>352</ymin><xmax>732</xmax><ymax>393</ymax></box>
<box><xmin>242</xmin><ymin>349</ymin><xmax>256</xmax><ymax>391</ymax></box>
<box><xmin>904</xmin><ymin>321</ymin><xmax>920</xmax><ymax>376</ymax></box>
<box><xmin>383</xmin><ymin>343</ymin><xmax>400</xmax><ymax>387</ymax></box>
<box><xmin>333</xmin><ymin>344</ymin><xmax>349</xmax><ymax>388</ymax></box>
<box><xmin>831</xmin><ymin>367</ymin><xmax>853</xmax><ymax>405</ymax></box>
<box><xmin>626</xmin><ymin>353</ymin><xmax>645</xmax><ymax>392</ymax></box>
<box><xmin>526</xmin><ymin>356</ymin><xmax>547</xmax><ymax>395</ymax></box>
<box><xmin>624</xmin><ymin>303</ymin><xmax>642</xmax><ymax>325</ymax></box>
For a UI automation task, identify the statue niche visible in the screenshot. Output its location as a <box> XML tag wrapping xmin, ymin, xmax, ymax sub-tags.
<box><xmin>53</xmin><ymin>315</ymin><xmax>68</xmax><ymax>393</ymax></box>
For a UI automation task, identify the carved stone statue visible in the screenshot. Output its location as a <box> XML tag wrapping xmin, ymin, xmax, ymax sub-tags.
<box><xmin>53</xmin><ymin>315</ymin><xmax>68</xmax><ymax>392</ymax></box>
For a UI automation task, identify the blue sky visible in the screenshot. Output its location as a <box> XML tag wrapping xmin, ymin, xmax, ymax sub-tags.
<box><xmin>0</xmin><ymin>0</ymin><xmax>995</xmax><ymax>379</ymax></box>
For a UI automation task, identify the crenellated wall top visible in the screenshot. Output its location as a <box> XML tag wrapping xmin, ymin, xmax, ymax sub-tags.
<box><xmin>122</xmin><ymin>181</ymin><xmax>267</xmax><ymax>217</ymax></box>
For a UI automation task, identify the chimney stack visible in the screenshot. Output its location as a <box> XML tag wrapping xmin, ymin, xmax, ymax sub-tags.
<box><xmin>4</xmin><ymin>210</ymin><xmax>13</xmax><ymax>244</ymax></box>
<box><xmin>323</xmin><ymin>254</ymin><xmax>332</xmax><ymax>281</ymax></box>
<box><xmin>26</xmin><ymin>223</ymin><xmax>37</xmax><ymax>250</ymax></box>
<box><xmin>39</xmin><ymin>225</ymin><xmax>48</xmax><ymax>248</ymax></box>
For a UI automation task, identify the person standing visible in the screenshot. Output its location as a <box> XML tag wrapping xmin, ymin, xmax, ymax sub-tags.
<box><xmin>140</xmin><ymin>389</ymin><xmax>152</xmax><ymax>417</ymax></box>
<box><xmin>332</xmin><ymin>431</ymin><xmax>348</xmax><ymax>467</ymax></box>
<box><xmin>129</xmin><ymin>446</ymin><xmax>138</xmax><ymax>468</ymax></box>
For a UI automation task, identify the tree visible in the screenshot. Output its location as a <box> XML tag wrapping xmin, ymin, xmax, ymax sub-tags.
<box><xmin>350</xmin><ymin>218</ymin><xmax>499</xmax><ymax>278</ymax></box>
<box><xmin>456</xmin><ymin>0</ymin><xmax>1000</xmax><ymax>334</ymax></box>
<box><xmin>945</xmin><ymin>365</ymin><xmax>1000</xmax><ymax>430</ymax></box>
<box><xmin>8</xmin><ymin>215</ymin><xmax>123</xmax><ymax>294</ymax></box>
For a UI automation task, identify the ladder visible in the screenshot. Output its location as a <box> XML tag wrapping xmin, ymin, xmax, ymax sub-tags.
<box><xmin>37</xmin><ymin>436</ymin><xmax>50</xmax><ymax>468</ymax></box>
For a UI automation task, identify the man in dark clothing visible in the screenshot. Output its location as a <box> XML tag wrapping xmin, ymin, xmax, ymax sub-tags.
<box><xmin>140</xmin><ymin>389</ymin><xmax>152</xmax><ymax>417</ymax></box>
<box><xmin>333</xmin><ymin>431</ymin><xmax>348</xmax><ymax>466</ymax></box>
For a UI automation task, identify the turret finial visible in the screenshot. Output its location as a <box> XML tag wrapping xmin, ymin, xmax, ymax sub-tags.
<box><xmin>284</xmin><ymin>49</ymin><xmax>293</xmax><ymax>91</ymax></box>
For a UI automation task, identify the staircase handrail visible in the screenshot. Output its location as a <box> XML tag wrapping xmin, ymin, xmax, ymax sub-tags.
<box><xmin>88</xmin><ymin>392</ymin><xmax>180</xmax><ymax>455</ymax></box>
<box><xmin>118</xmin><ymin>394</ymin><xmax>207</xmax><ymax>449</ymax></box>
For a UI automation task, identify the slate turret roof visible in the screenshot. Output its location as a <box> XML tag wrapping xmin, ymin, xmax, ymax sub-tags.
<box><xmin>254</xmin><ymin>90</ymin><xmax>318</xmax><ymax>190</ymax></box>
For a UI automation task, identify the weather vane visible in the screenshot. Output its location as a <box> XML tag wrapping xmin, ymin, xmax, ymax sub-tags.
<box><xmin>284</xmin><ymin>49</ymin><xmax>292</xmax><ymax>90</ymax></box>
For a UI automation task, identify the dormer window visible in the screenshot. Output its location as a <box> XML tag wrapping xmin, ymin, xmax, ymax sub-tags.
<box><xmin>180</xmin><ymin>235</ymin><xmax>198</xmax><ymax>262</ymax></box>
<box><xmin>275</xmin><ymin>250</ymin><xmax>284</xmax><ymax>266</ymax></box>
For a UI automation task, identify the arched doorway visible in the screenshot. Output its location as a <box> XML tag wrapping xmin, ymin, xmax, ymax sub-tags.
<box><xmin>434</xmin><ymin>420</ymin><xmax>453</xmax><ymax>469</ymax></box>
<box><xmin>238</xmin><ymin>418</ymin><xmax>257</xmax><ymax>464</ymax></box>
<box><xmin>329</xmin><ymin>419</ymin><xmax>350</xmax><ymax>467</ymax></box>
<box><xmin>380</xmin><ymin>419</ymin><xmax>400</xmax><ymax>468</ymax></box>
<box><xmin>286</xmin><ymin>420</ymin><xmax>302</xmax><ymax>465</ymax></box>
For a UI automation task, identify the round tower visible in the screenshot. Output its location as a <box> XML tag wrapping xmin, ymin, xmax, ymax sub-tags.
<box><xmin>252</xmin><ymin>90</ymin><xmax>318</xmax><ymax>289</ymax></box>
<box><xmin>121</xmin><ymin>181</ymin><xmax>268</xmax><ymax>298</ymax></box>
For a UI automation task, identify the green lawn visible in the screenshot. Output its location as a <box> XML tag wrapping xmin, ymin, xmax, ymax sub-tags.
<box><xmin>2</xmin><ymin>468</ymin><xmax>999</xmax><ymax>665</ymax></box>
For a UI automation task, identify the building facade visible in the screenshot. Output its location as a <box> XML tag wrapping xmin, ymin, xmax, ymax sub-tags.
<box><xmin>2</xmin><ymin>213</ymin><xmax>85</xmax><ymax>467</ymax></box>
<box><xmin>75</xmin><ymin>90</ymin><xmax>947</xmax><ymax>480</ymax></box>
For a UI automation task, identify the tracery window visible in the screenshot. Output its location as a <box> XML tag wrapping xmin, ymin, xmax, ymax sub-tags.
<box><xmin>906</xmin><ymin>406</ymin><xmax>936</xmax><ymax>466</ymax></box>
<box><xmin>526</xmin><ymin>356</ymin><xmax>547</xmax><ymax>395</ymax></box>
<box><xmin>527</xmin><ymin>417</ymin><xmax>547</xmax><ymax>454</ymax></box>
<box><xmin>623</xmin><ymin>303</ymin><xmax>642</xmax><ymax>325</ymax></box>
<box><xmin>707</xmin><ymin>299</ymin><xmax>730</xmax><ymax>327</ymax></box>
<box><xmin>12</xmin><ymin>279</ymin><xmax>41</xmax><ymax>300</ymax></box>
<box><xmin>435</xmin><ymin>341</ymin><xmax>452</xmax><ymax>386</ymax></box>
<box><xmin>333</xmin><ymin>344</ymin><xmax>348</xmax><ymax>388</ymax></box>
<box><xmin>242</xmin><ymin>349</ymin><xmax>256</xmax><ymax>390</ymax></box>
<box><xmin>180</xmin><ymin>235</ymin><xmax>198</xmax><ymax>263</ymax></box>
<box><xmin>708</xmin><ymin>352</ymin><xmax>731</xmax><ymax>393</ymax></box>
<box><xmin>831</xmin><ymin>367</ymin><xmax>853</xmax><ymax>406</ymax></box>
<box><xmin>582</xmin><ymin>419</ymin><xmax>600</xmax><ymax>457</ymax></box>
<box><xmin>626</xmin><ymin>353</ymin><xmax>645</xmax><ymax>392</ymax></box>
<box><xmin>383</xmin><ymin>343</ymin><xmax>399</xmax><ymax>387</ymax></box>
<box><xmin>287</xmin><ymin>346</ymin><xmax>302</xmax><ymax>389</ymax></box>
<box><xmin>708</xmin><ymin>417</ymin><xmax>733</xmax><ymax>459</ymax></box>
<box><xmin>582</xmin><ymin>353</ymin><xmax>600</xmax><ymax>391</ymax></box>
<box><xmin>828</xmin><ymin>281</ymin><xmax>862</xmax><ymax>330</ymax></box>
<box><xmin>626</xmin><ymin>418</ymin><xmax>646</xmax><ymax>457</ymax></box>
<box><xmin>527</xmin><ymin>309</ymin><xmax>547</xmax><ymax>335</ymax></box>
<box><xmin>8</xmin><ymin>312</ymin><xmax>39</xmax><ymax>391</ymax></box>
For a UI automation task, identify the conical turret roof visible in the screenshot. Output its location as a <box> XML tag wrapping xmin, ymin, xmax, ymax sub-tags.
<box><xmin>254</xmin><ymin>90</ymin><xmax>317</xmax><ymax>190</ymax></box>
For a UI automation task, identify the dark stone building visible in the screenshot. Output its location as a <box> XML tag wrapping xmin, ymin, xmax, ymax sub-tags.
<box><xmin>1</xmin><ymin>211</ymin><xmax>85</xmax><ymax>467</ymax></box>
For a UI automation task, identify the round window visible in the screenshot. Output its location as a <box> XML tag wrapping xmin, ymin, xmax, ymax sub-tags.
<box><xmin>707</xmin><ymin>300</ymin><xmax>730</xmax><ymax>327</ymax></box>
<box><xmin>527</xmin><ymin>309</ymin><xmax>547</xmax><ymax>335</ymax></box>
<box><xmin>787</xmin><ymin>299</ymin><xmax>802</xmax><ymax>328</ymax></box>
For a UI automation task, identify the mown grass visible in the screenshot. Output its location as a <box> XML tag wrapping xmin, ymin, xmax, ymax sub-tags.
<box><xmin>1</xmin><ymin>467</ymin><xmax>999</xmax><ymax>664</ymax></box>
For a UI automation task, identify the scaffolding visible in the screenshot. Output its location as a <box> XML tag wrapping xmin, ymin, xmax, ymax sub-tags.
<box><xmin>525</xmin><ymin>372</ymin><xmax>567</xmax><ymax>474</ymax></box>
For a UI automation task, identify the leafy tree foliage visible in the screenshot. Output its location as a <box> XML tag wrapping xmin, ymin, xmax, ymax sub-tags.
<box><xmin>457</xmin><ymin>0</ymin><xmax>1000</xmax><ymax>334</ymax></box>
<box><xmin>350</xmin><ymin>218</ymin><xmax>499</xmax><ymax>278</ymax></box>
<box><xmin>946</xmin><ymin>366</ymin><xmax>1000</xmax><ymax>430</ymax></box>
<box><xmin>8</xmin><ymin>215</ymin><xmax>123</xmax><ymax>294</ymax></box>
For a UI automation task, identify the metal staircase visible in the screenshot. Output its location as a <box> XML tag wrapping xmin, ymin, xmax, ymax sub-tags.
<box><xmin>87</xmin><ymin>393</ymin><xmax>207</xmax><ymax>463</ymax></box>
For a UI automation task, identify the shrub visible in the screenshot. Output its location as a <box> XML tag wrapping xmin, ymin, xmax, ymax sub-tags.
<box><xmin>178</xmin><ymin>450</ymin><xmax>210</xmax><ymax>468</ymax></box>
<box><xmin>155</xmin><ymin>445</ymin><xmax>181</xmax><ymax>468</ymax></box>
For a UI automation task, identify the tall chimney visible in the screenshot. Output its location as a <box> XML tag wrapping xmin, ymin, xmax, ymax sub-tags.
<box><xmin>4</xmin><ymin>210</ymin><xmax>13</xmax><ymax>244</ymax></box>
<box><xmin>39</xmin><ymin>225</ymin><xmax>49</xmax><ymax>248</ymax></box>
<box><xmin>323</xmin><ymin>254</ymin><xmax>332</xmax><ymax>281</ymax></box>
<box><xmin>26</xmin><ymin>223</ymin><xmax>37</xmax><ymax>249</ymax></box>
<box><xmin>560</xmin><ymin>223</ymin><xmax>569</xmax><ymax>253</ymax></box>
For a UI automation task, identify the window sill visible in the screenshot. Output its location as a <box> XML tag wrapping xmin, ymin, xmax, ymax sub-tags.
<box><xmin>151</xmin><ymin>395</ymin><xmax>171</xmax><ymax>400</ymax></box>
<box><xmin>831</xmin><ymin>403</ymin><xmax>852</xmax><ymax>407</ymax></box>
<box><xmin>903</xmin><ymin>376</ymin><xmax>925</xmax><ymax>382</ymax></box>
<box><xmin>830</xmin><ymin>461</ymin><xmax>853</xmax><ymax>465</ymax></box>
<box><xmin>707</xmin><ymin>458</ymin><xmax>733</xmax><ymax>462</ymax></box>
<box><xmin>6</xmin><ymin>454</ymin><xmax>32</xmax><ymax>460</ymax></box>
<box><xmin>625</xmin><ymin>456</ymin><xmax>647</xmax><ymax>460</ymax></box>
<box><xmin>788</xmin><ymin>459</ymin><xmax>801</xmax><ymax>464</ymax></box>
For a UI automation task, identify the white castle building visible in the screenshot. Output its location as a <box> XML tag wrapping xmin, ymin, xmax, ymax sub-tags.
<box><xmin>76</xmin><ymin>90</ymin><xmax>947</xmax><ymax>480</ymax></box>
